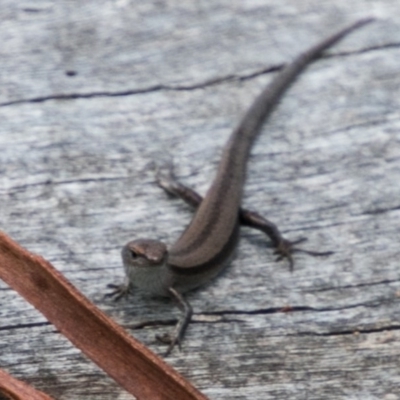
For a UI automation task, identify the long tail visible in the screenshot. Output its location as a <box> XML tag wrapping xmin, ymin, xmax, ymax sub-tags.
<box><xmin>229</xmin><ymin>17</ymin><xmax>374</xmax><ymax>155</ymax></box>
<box><xmin>169</xmin><ymin>18</ymin><xmax>373</xmax><ymax>269</ymax></box>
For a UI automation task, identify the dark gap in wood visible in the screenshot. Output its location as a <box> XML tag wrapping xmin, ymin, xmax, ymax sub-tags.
<box><xmin>296</xmin><ymin>324</ymin><xmax>400</xmax><ymax>336</ymax></box>
<box><xmin>363</xmin><ymin>204</ymin><xmax>400</xmax><ymax>215</ymax></box>
<box><xmin>308</xmin><ymin>278</ymin><xmax>400</xmax><ymax>292</ymax></box>
<box><xmin>0</xmin><ymin>44</ymin><xmax>385</xmax><ymax>108</ymax></box>
<box><xmin>0</xmin><ymin>322</ymin><xmax>50</xmax><ymax>331</ymax></box>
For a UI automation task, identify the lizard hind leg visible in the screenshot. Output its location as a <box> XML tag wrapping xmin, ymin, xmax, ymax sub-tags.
<box><xmin>155</xmin><ymin>164</ymin><xmax>333</xmax><ymax>271</ymax></box>
<box><xmin>273</xmin><ymin>237</ymin><xmax>334</xmax><ymax>272</ymax></box>
<box><xmin>155</xmin><ymin>163</ymin><xmax>203</xmax><ymax>208</ymax></box>
<box><xmin>239</xmin><ymin>208</ymin><xmax>333</xmax><ymax>271</ymax></box>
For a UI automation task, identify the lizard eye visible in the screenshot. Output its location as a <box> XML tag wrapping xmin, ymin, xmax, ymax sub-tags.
<box><xmin>130</xmin><ymin>250</ymin><xmax>138</xmax><ymax>259</ymax></box>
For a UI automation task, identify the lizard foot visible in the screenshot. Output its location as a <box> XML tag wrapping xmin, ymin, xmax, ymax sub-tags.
<box><xmin>156</xmin><ymin>332</ymin><xmax>181</xmax><ymax>357</ymax></box>
<box><xmin>104</xmin><ymin>283</ymin><xmax>132</xmax><ymax>301</ymax></box>
<box><xmin>274</xmin><ymin>237</ymin><xmax>334</xmax><ymax>272</ymax></box>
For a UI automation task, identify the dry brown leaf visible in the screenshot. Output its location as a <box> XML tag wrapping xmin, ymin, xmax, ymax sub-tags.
<box><xmin>0</xmin><ymin>369</ymin><xmax>53</xmax><ymax>400</ymax></box>
<box><xmin>0</xmin><ymin>231</ymin><xmax>209</xmax><ymax>400</ymax></box>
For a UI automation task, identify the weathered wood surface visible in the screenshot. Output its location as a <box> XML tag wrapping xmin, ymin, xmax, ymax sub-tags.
<box><xmin>1</xmin><ymin>1</ymin><xmax>400</xmax><ymax>399</ymax></box>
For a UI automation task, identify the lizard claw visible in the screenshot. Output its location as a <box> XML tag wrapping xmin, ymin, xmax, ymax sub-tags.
<box><xmin>104</xmin><ymin>283</ymin><xmax>132</xmax><ymax>301</ymax></box>
<box><xmin>274</xmin><ymin>237</ymin><xmax>333</xmax><ymax>272</ymax></box>
<box><xmin>154</xmin><ymin>162</ymin><xmax>178</xmax><ymax>194</ymax></box>
<box><xmin>273</xmin><ymin>238</ymin><xmax>298</xmax><ymax>272</ymax></box>
<box><xmin>156</xmin><ymin>332</ymin><xmax>181</xmax><ymax>357</ymax></box>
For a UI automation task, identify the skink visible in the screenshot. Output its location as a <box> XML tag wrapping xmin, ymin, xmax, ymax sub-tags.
<box><xmin>109</xmin><ymin>18</ymin><xmax>372</xmax><ymax>355</ymax></box>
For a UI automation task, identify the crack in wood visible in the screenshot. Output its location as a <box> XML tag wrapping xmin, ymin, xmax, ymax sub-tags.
<box><xmin>308</xmin><ymin>278</ymin><xmax>400</xmax><ymax>292</ymax></box>
<box><xmin>296</xmin><ymin>324</ymin><xmax>400</xmax><ymax>336</ymax></box>
<box><xmin>0</xmin><ymin>322</ymin><xmax>50</xmax><ymax>331</ymax></box>
<box><xmin>0</xmin><ymin>45</ymin><xmax>385</xmax><ymax>108</ymax></box>
<box><xmin>363</xmin><ymin>205</ymin><xmax>400</xmax><ymax>215</ymax></box>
